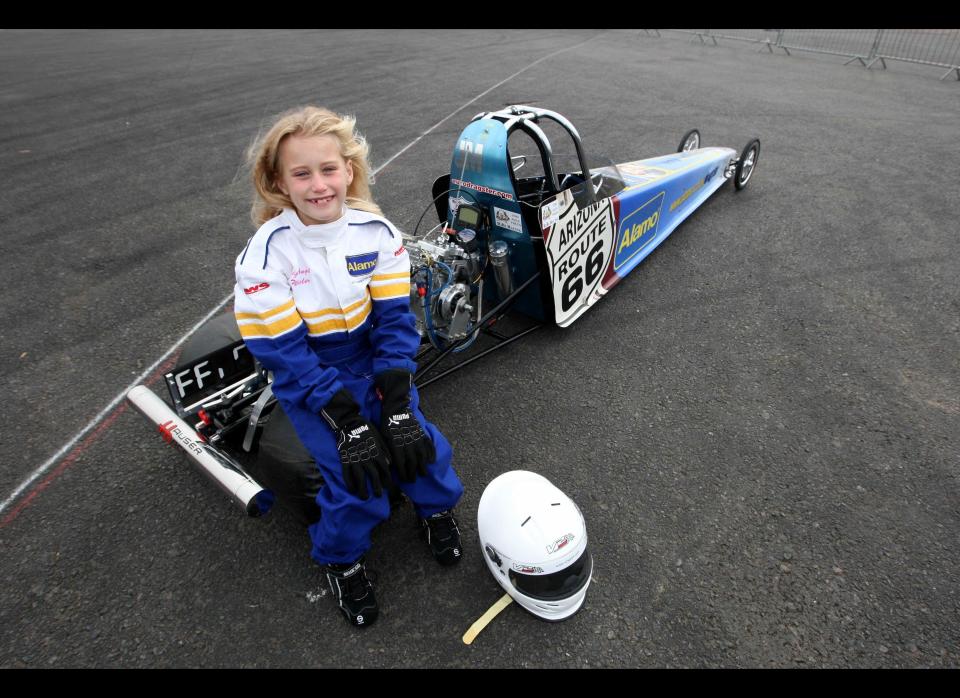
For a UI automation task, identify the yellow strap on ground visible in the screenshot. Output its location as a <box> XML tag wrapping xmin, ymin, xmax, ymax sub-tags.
<box><xmin>462</xmin><ymin>593</ymin><xmax>513</xmax><ymax>645</ymax></box>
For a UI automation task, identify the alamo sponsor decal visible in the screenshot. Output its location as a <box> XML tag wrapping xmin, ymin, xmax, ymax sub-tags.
<box><xmin>493</xmin><ymin>206</ymin><xmax>522</xmax><ymax>233</ymax></box>
<box><xmin>545</xmin><ymin>192</ymin><xmax>616</xmax><ymax>327</ymax></box>
<box><xmin>614</xmin><ymin>191</ymin><xmax>665</xmax><ymax>272</ymax></box>
<box><xmin>345</xmin><ymin>251</ymin><xmax>378</xmax><ymax>276</ymax></box>
<box><xmin>394</xmin><ymin>245</ymin><xmax>406</xmax><ymax>257</ymax></box>
<box><xmin>450</xmin><ymin>177</ymin><xmax>515</xmax><ymax>201</ymax></box>
<box><xmin>669</xmin><ymin>177</ymin><xmax>705</xmax><ymax>212</ymax></box>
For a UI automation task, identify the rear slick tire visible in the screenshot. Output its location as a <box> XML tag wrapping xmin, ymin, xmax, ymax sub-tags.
<box><xmin>678</xmin><ymin>129</ymin><xmax>701</xmax><ymax>153</ymax></box>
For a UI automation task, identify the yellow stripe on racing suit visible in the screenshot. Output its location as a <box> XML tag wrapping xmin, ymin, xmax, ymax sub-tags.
<box><xmin>234</xmin><ymin>207</ymin><xmax>418</xmax><ymax>415</ymax></box>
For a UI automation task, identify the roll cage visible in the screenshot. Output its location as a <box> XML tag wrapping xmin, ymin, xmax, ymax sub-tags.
<box><xmin>474</xmin><ymin>104</ymin><xmax>598</xmax><ymax>207</ymax></box>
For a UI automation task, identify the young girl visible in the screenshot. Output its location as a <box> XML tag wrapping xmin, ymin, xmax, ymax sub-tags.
<box><xmin>234</xmin><ymin>106</ymin><xmax>464</xmax><ymax>628</ymax></box>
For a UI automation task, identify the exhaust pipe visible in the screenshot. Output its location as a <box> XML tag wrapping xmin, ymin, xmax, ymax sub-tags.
<box><xmin>126</xmin><ymin>385</ymin><xmax>274</xmax><ymax>517</ymax></box>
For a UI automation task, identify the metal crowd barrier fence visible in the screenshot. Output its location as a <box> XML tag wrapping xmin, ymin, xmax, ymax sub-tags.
<box><xmin>654</xmin><ymin>30</ymin><xmax>960</xmax><ymax>81</ymax></box>
<box><xmin>871</xmin><ymin>29</ymin><xmax>960</xmax><ymax>80</ymax></box>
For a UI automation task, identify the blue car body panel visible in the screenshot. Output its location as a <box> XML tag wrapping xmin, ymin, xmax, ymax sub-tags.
<box><xmin>446</xmin><ymin>118</ymin><xmax>547</xmax><ymax>319</ymax></box>
<box><xmin>539</xmin><ymin>147</ymin><xmax>736</xmax><ymax>327</ymax></box>
<box><xmin>445</xmin><ymin>112</ymin><xmax>742</xmax><ymax>327</ymax></box>
<box><xmin>606</xmin><ymin>147</ymin><xmax>735</xmax><ymax>282</ymax></box>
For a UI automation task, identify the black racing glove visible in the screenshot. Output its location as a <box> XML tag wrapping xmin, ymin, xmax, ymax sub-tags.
<box><xmin>320</xmin><ymin>389</ymin><xmax>391</xmax><ymax>500</ymax></box>
<box><xmin>375</xmin><ymin>369</ymin><xmax>435</xmax><ymax>483</ymax></box>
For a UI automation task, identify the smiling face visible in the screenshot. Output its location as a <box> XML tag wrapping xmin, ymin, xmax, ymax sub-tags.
<box><xmin>277</xmin><ymin>133</ymin><xmax>354</xmax><ymax>225</ymax></box>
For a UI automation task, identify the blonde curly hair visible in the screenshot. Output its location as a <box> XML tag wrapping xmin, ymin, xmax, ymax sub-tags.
<box><xmin>247</xmin><ymin>106</ymin><xmax>381</xmax><ymax>226</ymax></box>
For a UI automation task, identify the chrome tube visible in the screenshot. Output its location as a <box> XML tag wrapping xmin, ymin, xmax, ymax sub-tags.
<box><xmin>488</xmin><ymin>240</ymin><xmax>513</xmax><ymax>299</ymax></box>
<box><xmin>126</xmin><ymin>385</ymin><xmax>274</xmax><ymax>517</ymax></box>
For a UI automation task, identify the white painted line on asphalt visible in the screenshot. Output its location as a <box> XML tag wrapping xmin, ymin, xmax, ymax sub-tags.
<box><xmin>375</xmin><ymin>33</ymin><xmax>603</xmax><ymax>175</ymax></box>
<box><xmin>0</xmin><ymin>301</ymin><xmax>232</xmax><ymax>519</ymax></box>
<box><xmin>0</xmin><ymin>31</ymin><xmax>604</xmax><ymax>521</ymax></box>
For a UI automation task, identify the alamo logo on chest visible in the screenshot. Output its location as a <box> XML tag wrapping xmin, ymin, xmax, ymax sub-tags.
<box><xmin>345</xmin><ymin>251</ymin><xmax>378</xmax><ymax>276</ymax></box>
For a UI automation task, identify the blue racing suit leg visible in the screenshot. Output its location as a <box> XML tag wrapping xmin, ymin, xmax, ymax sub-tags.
<box><xmin>283</xmin><ymin>390</ymin><xmax>389</xmax><ymax>566</ymax></box>
<box><xmin>377</xmin><ymin>383</ymin><xmax>463</xmax><ymax>519</ymax></box>
<box><xmin>281</xmin><ymin>345</ymin><xmax>462</xmax><ymax>566</ymax></box>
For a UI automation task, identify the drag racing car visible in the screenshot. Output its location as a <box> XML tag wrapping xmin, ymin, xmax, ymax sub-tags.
<box><xmin>127</xmin><ymin>105</ymin><xmax>760</xmax><ymax>520</ymax></box>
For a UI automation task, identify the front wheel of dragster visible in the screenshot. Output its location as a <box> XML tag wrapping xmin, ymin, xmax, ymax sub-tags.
<box><xmin>677</xmin><ymin>129</ymin><xmax>701</xmax><ymax>152</ymax></box>
<box><xmin>734</xmin><ymin>138</ymin><xmax>760</xmax><ymax>190</ymax></box>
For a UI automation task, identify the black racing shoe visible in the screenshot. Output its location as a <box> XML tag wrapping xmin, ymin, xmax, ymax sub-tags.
<box><xmin>420</xmin><ymin>510</ymin><xmax>463</xmax><ymax>566</ymax></box>
<box><xmin>324</xmin><ymin>559</ymin><xmax>378</xmax><ymax>628</ymax></box>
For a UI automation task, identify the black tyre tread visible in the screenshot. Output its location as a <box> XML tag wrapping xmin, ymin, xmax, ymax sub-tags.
<box><xmin>678</xmin><ymin>128</ymin><xmax>701</xmax><ymax>153</ymax></box>
<box><xmin>734</xmin><ymin>138</ymin><xmax>761</xmax><ymax>190</ymax></box>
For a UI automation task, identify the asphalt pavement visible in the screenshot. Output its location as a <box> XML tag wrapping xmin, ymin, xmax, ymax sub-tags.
<box><xmin>0</xmin><ymin>29</ymin><xmax>958</xmax><ymax>668</ymax></box>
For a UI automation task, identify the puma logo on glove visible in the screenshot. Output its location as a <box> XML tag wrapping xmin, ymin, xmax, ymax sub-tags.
<box><xmin>375</xmin><ymin>370</ymin><xmax>436</xmax><ymax>483</ymax></box>
<box><xmin>322</xmin><ymin>389</ymin><xmax>391</xmax><ymax>500</ymax></box>
<box><xmin>345</xmin><ymin>425</ymin><xmax>370</xmax><ymax>442</ymax></box>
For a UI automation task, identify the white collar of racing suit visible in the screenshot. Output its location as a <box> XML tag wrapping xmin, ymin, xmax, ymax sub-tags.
<box><xmin>281</xmin><ymin>206</ymin><xmax>349</xmax><ymax>249</ymax></box>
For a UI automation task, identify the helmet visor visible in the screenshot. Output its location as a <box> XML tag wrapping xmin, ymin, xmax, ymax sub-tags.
<box><xmin>509</xmin><ymin>547</ymin><xmax>593</xmax><ymax>601</ymax></box>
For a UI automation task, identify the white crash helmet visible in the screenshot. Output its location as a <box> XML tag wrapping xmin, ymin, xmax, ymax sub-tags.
<box><xmin>477</xmin><ymin>470</ymin><xmax>593</xmax><ymax>621</ymax></box>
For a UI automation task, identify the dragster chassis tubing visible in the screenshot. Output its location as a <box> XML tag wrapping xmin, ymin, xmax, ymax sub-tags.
<box><xmin>126</xmin><ymin>385</ymin><xmax>273</xmax><ymax>516</ymax></box>
<box><xmin>125</xmin><ymin>271</ymin><xmax>543</xmax><ymax>517</ymax></box>
<box><xmin>414</xmin><ymin>271</ymin><xmax>543</xmax><ymax>390</ymax></box>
